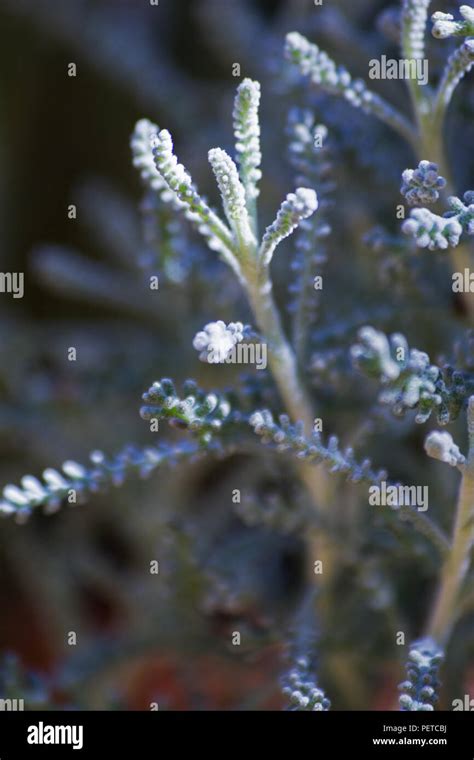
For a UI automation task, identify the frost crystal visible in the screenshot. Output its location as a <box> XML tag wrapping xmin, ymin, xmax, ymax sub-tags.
<box><xmin>282</xmin><ymin>656</ymin><xmax>330</xmax><ymax>711</ymax></box>
<box><xmin>208</xmin><ymin>148</ymin><xmax>255</xmax><ymax>249</ymax></box>
<box><xmin>400</xmin><ymin>161</ymin><xmax>446</xmax><ymax>206</ymax></box>
<box><xmin>233</xmin><ymin>78</ymin><xmax>262</xmax><ymax>205</ymax></box>
<box><xmin>260</xmin><ymin>188</ymin><xmax>318</xmax><ymax>266</ymax></box>
<box><xmin>285</xmin><ymin>31</ymin><xmax>414</xmax><ymax>144</ymax></box>
<box><xmin>432</xmin><ymin>6</ymin><xmax>474</xmax><ymax>39</ymax></box>
<box><xmin>425</xmin><ymin>431</ymin><xmax>465</xmax><ymax>467</ymax></box>
<box><xmin>193</xmin><ymin>321</ymin><xmax>245</xmax><ymax>363</ymax></box>
<box><xmin>402</xmin><ymin>208</ymin><xmax>464</xmax><ymax>250</ymax></box>
<box><xmin>208</xmin><ymin>149</ymin><xmax>247</xmax><ymax>222</ymax></box>
<box><xmin>131</xmin><ymin>119</ymin><xmax>163</xmax><ymax>192</ymax></box>
<box><xmin>399</xmin><ymin>639</ymin><xmax>443</xmax><ymax>711</ymax></box>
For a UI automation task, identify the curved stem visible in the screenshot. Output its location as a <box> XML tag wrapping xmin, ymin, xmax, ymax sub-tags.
<box><xmin>427</xmin><ymin>397</ymin><xmax>474</xmax><ymax>645</ymax></box>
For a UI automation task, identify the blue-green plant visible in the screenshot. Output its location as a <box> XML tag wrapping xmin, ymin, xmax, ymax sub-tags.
<box><xmin>2</xmin><ymin>0</ymin><xmax>474</xmax><ymax>712</ymax></box>
<box><xmin>286</xmin><ymin>1</ymin><xmax>474</xmax><ymax>314</ymax></box>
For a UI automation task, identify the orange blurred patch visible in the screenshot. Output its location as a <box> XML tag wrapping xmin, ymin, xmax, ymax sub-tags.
<box><xmin>124</xmin><ymin>644</ymin><xmax>284</xmax><ymax>710</ymax></box>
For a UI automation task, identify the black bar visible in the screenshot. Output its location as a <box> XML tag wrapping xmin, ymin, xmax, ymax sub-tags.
<box><xmin>0</xmin><ymin>711</ymin><xmax>473</xmax><ymax>757</ymax></box>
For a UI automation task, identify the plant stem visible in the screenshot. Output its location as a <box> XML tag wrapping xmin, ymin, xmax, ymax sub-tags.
<box><xmin>417</xmin><ymin>113</ymin><xmax>445</xmax><ymax>176</ymax></box>
<box><xmin>243</xmin><ymin>258</ymin><xmax>335</xmax><ymax>579</ymax></box>
<box><xmin>246</xmin><ymin>276</ymin><xmax>314</xmax><ymax>433</ymax></box>
<box><xmin>427</xmin><ymin>397</ymin><xmax>474</xmax><ymax>645</ymax></box>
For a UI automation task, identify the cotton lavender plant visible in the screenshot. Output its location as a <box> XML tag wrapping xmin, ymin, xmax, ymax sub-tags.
<box><xmin>2</xmin><ymin>0</ymin><xmax>474</xmax><ymax>712</ymax></box>
<box><xmin>285</xmin><ymin>0</ymin><xmax>474</xmax><ymax>313</ymax></box>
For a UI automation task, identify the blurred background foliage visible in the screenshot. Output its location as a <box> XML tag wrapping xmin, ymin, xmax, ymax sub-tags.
<box><xmin>0</xmin><ymin>0</ymin><xmax>473</xmax><ymax>710</ymax></box>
